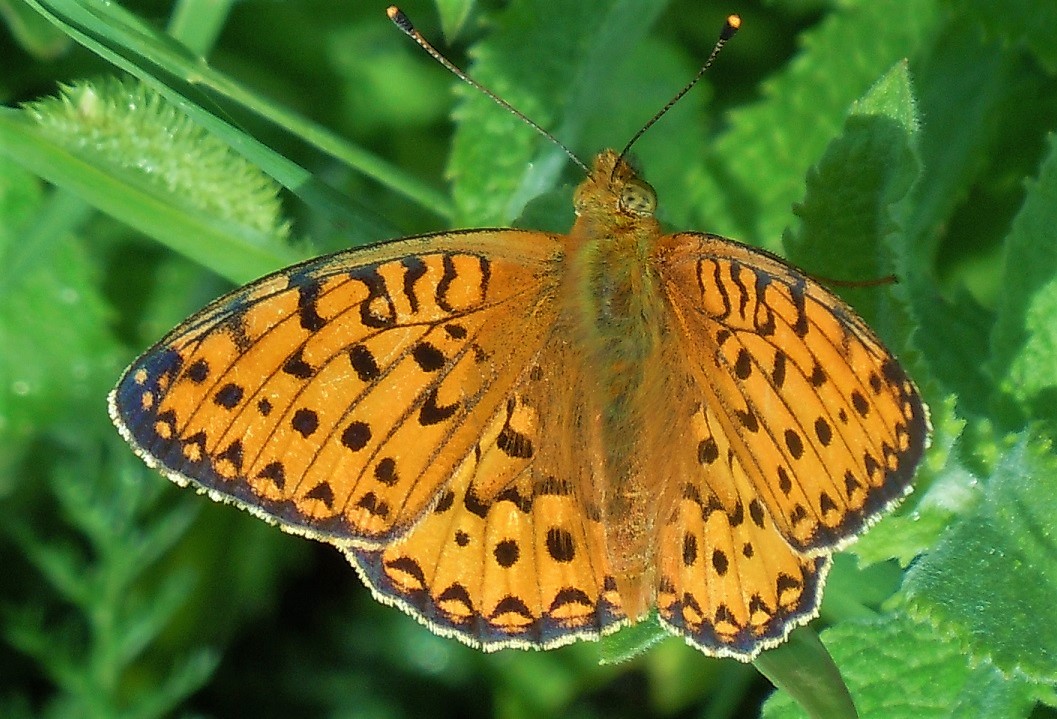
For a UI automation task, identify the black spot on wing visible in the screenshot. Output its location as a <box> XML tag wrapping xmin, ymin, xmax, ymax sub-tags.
<box><xmin>349</xmin><ymin>345</ymin><xmax>380</xmax><ymax>381</ymax></box>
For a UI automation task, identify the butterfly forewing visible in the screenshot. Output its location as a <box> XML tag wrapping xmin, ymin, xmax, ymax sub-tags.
<box><xmin>110</xmin><ymin>230</ymin><xmax>563</xmax><ymax>545</ymax></box>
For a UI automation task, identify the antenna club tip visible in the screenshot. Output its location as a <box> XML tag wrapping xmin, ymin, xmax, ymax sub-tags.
<box><xmin>387</xmin><ymin>6</ymin><xmax>414</xmax><ymax>33</ymax></box>
<box><xmin>723</xmin><ymin>14</ymin><xmax>741</xmax><ymax>39</ymax></box>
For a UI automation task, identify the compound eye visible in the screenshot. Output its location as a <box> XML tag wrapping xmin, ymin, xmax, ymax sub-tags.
<box><xmin>619</xmin><ymin>179</ymin><xmax>657</xmax><ymax>216</ymax></box>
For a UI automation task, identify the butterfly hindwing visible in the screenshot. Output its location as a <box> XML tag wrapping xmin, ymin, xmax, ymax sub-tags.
<box><xmin>655</xmin><ymin>397</ymin><xmax>829</xmax><ymax>658</ymax></box>
<box><xmin>348</xmin><ymin>336</ymin><xmax>627</xmax><ymax>649</ymax></box>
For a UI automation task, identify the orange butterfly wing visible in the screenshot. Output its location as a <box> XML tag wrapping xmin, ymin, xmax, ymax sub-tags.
<box><xmin>348</xmin><ymin>335</ymin><xmax>629</xmax><ymax>648</ymax></box>
<box><xmin>109</xmin><ymin>230</ymin><xmax>563</xmax><ymax>546</ymax></box>
<box><xmin>651</xmin><ymin>231</ymin><xmax>928</xmax><ymax>656</ymax></box>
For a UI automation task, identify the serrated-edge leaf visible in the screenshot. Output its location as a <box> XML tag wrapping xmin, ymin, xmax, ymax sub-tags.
<box><xmin>850</xmin><ymin>395</ymin><xmax>970</xmax><ymax>568</ymax></box>
<box><xmin>990</xmin><ymin>133</ymin><xmax>1057</xmax><ymax>415</ymax></box>
<box><xmin>688</xmin><ymin>0</ymin><xmax>940</xmax><ymax>251</ymax></box>
<box><xmin>904</xmin><ymin>433</ymin><xmax>1057</xmax><ymax>683</ymax></box>
<box><xmin>762</xmin><ymin>611</ymin><xmax>1037</xmax><ymax>719</ymax></box>
<box><xmin>783</xmin><ymin>61</ymin><xmax>921</xmax><ymax>328</ymax></box>
<box><xmin>897</xmin><ymin>18</ymin><xmax>1013</xmax><ymax>413</ymax></box>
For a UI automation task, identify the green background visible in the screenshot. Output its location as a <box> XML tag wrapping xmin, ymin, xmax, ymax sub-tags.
<box><xmin>3</xmin><ymin>0</ymin><xmax>1057</xmax><ymax>717</ymax></box>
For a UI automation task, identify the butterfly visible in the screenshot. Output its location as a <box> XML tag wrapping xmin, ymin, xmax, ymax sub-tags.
<box><xmin>109</xmin><ymin>10</ymin><xmax>929</xmax><ymax>661</ymax></box>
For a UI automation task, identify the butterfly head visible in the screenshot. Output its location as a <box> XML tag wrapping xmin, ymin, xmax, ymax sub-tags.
<box><xmin>574</xmin><ymin>150</ymin><xmax>658</xmax><ymax>222</ymax></box>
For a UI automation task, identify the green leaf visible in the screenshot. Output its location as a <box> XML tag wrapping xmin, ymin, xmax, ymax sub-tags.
<box><xmin>900</xmin><ymin>16</ymin><xmax>1013</xmax><ymax>253</ymax></box>
<box><xmin>448</xmin><ymin>0</ymin><xmax>668</xmax><ymax>225</ymax></box>
<box><xmin>166</xmin><ymin>0</ymin><xmax>233</xmax><ymax>55</ymax></box>
<box><xmin>329</xmin><ymin>18</ymin><xmax>452</xmax><ymax>136</ymax></box>
<box><xmin>434</xmin><ymin>0</ymin><xmax>476</xmax><ymax>41</ymax></box>
<box><xmin>955</xmin><ymin>0</ymin><xmax>1057</xmax><ymax>73</ymax></box>
<box><xmin>850</xmin><ymin>396</ymin><xmax>970</xmax><ymax>569</ymax></box>
<box><xmin>783</xmin><ymin>61</ymin><xmax>921</xmax><ymax>326</ymax></box>
<box><xmin>990</xmin><ymin>135</ymin><xmax>1057</xmax><ymax>424</ymax></box>
<box><xmin>0</xmin><ymin>103</ymin><xmax>298</xmax><ymax>284</ymax></box>
<box><xmin>762</xmin><ymin>611</ymin><xmax>1038</xmax><ymax>719</ymax></box>
<box><xmin>0</xmin><ymin>0</ymin><xmax>71</xmax><ymax>58</ymax></box>
<box><xmin>754</xmin><ymin>627</ymin><xmax>857</xmax><ymax>719</ymax></box>
<box><xmin>899</xmin><ymin>16</ymin><xmax>1016</xmax><ymax>414</ymax></box>
<box><xmin>904</xmin><ymin>433</ymin><xmax>1057</xmax><ymax>683</ymax></box>
<box><xmin>0</xmin><ymin>158</ymin><xmax>118</xmax><ymax>456</ymax></box>
<box><xmin>598</xmin><ymin>613</ymin><xmax>667</xmax><ymax>664</ymax></box>
<box><xmin>577</xmin><ymin>31</ymin><xmax>713</xmax><ymax>231</ymax></box>
<box><xmin>688</xmin><ymin>0</ymin><xmax>941</xmax><ymax>252</ymax></box>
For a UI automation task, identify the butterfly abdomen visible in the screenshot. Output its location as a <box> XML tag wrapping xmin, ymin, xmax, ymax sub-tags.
<box><xmin>564</xmin><ymin>220</ymin><xmax>674</xmax><ymax>617</ymax></box>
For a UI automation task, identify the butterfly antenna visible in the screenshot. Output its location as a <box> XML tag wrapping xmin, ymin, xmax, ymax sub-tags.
<box><xmin>387</xmin><ymin>6</ymin><xmax>590</xmax><ymax>175</ymax></box>
<box><xmin>617</xmin><ymin>14</ymin><xmax>740</xmax><ymax>164</ymax></box>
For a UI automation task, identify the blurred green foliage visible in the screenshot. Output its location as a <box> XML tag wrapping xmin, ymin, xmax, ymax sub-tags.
<box><xmin>3</xmin><ymin>0</ymin><xmax>1057</xmax><ymax>717</ymax></box>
